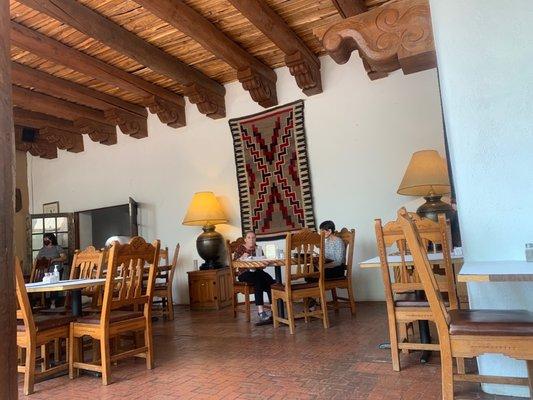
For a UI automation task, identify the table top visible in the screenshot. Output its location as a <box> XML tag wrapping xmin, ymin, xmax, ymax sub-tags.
<box><xmin>457</xmin><ymin>260</ymin><xmax>533</xmax><ymax>282</ymax></box>
<box><xmin>26</xmin><ymin>278</ymin><xmax>107</xmax><ymax>293</ymax></box>
<box><xmin>360</xmin><ymin>252</ymin><xmax>464</xmax><ymax>268</ymax></box>
<box><xmin>233</xmin><ymin>258</ymin><xmax>286</xmax><ymax>269</ymax></box>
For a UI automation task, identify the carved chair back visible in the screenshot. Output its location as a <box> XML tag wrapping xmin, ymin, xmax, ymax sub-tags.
<box><xmin>100</xmin><ymin>237</ymin><xmax>160</xmax><ymax>325</ymax></box>
<box><xmin>15</xmin><ymin>257</ymin><xmax>36</xmax><ymax>334</ymax></box>
<box><xmin>30</xmin><ymin>257</ymin><xmax>50</xmax><ymax>283</ymax></box>
<box><xmin>334</xmin><ymin>228</ymin><xmax>355</xmax><ymax>277</ymax></box>
<box><xmin>70</xmin><ymin>246</ymin><xmax>106</xmax><ymax>300</ymax></box>
<box><xmin>226</xmin><ymin>237</ymin><xmax>245</xmax><ymax>283</ymax></box>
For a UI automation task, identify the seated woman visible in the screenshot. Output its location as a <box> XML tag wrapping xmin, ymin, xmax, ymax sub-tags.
<box><xmin>233</xmin><ymin>231</ymin><xmax>275</xmax><ymax>325</ymax></box>
<box><xmin>319</xmin><ymin>220</ymin><xmax>346</xmax><ymax>279</ymax></box>
<box><xmin>36</xmin><ymin>233</ymin><xmax>67</xmax><ymax>308</ymax></box>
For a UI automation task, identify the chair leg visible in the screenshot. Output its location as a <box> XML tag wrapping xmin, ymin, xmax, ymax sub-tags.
<box><xmin>245</xmin><ymin>292</ymin><xmax>251</xmax><ymax>322</ymax></box>
<box><xmin>24</xmin><ymin>345</ymin><xmax>36</xmax><ymax>395</ymax></box>
<box><xmin>232</xmin><ymin>292</ymin><xmax>238</xmax><ymax>318</ymax></box>
<box><xmin>527</xmin><ymin>360</ymin><xmax>533</xmax><ymax>398</ymax></box>
<box><xmin>389</xmin><ymin>323</ymin><xmax>401</xmax><ymax>372</ymax></box>
<box><xmin>145</xmin><ymin>321</ymin><xmax>155</xmax><ymax>370</ymax></box>
<box><xmin>69</xmin><ymin>330</ymin><xmax>76</xmax><ymax>379</ymax></box>
<box><xmin>331</xmin><ymin>289</ymin><xmax>339</xmax><ymax>314</ymax></box>
<box><xmin>320</xmin><ymin>291</ymin><xmax>330</xmax><ymax>329</ymax></box>
<box><xmin>347</xmin><ymin>283</ymin><xmax>356</xmax><ymax>316</ymax></box>
<box><xmin>440</xmin><ymin>351</ymin><xmax>454</xmax><ymax>400</ymax></box>
<box><xmin>303</xmin><ymin>298</ymin><xmax>309</xmax><ymax>323</ymax></box>
<box><xmin>167</xmin><ymin>289</ymin><xmax>174</xmax><ymax>321</ymax></box>
<box><xmin>271</xmin><ymin>295</ymin><xmax>279</xmax><ymax>329</ymax></box>
<box><xmin>286</xmin><ymin>298</ymin><xmax>296</xmax><ymax>335</ymax></box>
<box><xmin>54</xmin><ymin>338</ymin><xmax>60</xmax><ymax>363</ymax></box>
<box><xmin>100</xmin><ymin>337</ymin><xmax>112</xmax><ymax>386</ymax></box>
<box><xmin>40</xmin><ymin>344</ymin><xmax>48</xmax><ymax>372</ymax></box>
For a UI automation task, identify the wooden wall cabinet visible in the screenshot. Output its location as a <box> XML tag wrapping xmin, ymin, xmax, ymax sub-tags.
<box><xmin>187</xmin><ymin>267</ymin><xmax>232</xmax><ymax>310</ymax></box>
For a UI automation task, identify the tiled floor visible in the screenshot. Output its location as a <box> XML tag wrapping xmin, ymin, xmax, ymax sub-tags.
<box><xmin>20</xmin><ymin>302</ymin><xmax>525</xmax><ymax>399</ymax></box>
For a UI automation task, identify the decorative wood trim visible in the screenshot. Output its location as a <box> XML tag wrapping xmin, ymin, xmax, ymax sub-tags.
<box><xmin>315</xmin><ymin>0</ymin><xmax>436</xmax><ymax>78</ymax></box>
<box><xmin>10</xmin><ymin>21</ymin><xmax>185</xmax><ymax>110</ymax></box>
<box><xmin>136</xmin><ymin>0</ymin><xmax>277</xmax><ymax>108</ymax></box>
<box><xmin>14</xmin><ymin>126</ymin><xmax>58</xmax><ymax>159</ymax></box>
<box><xmin>11</xmin><ymin>62</ymin><xmax>147</xmax><ymax>117</ymax></box>
<box><xmin>146</xmin><ymin>96</ymin><xmax>186</xmax><ymax>129</ymax></box>
<box><xmin>228</xmin><ymin>0</ymin><xmax>322</xmax><ymax>96</ymax></box>
<box><xmin>39</xmin><ymin>127</ymin><xmax>84</xmax><ymax>153</ymax></box>
<box><xmin>183</xmin><ymin>83</ymin><xmax>226</xmax><ymax>119</ymax></box>
<box><xmin>331</xmin><ymin>0</ymin><xmax>367</xmax><ymax>18</ymax></box>
<box><xmin>13</xmin><ymin>108</ymin><xmax>79</xmax><ymax>134</ymax></box>
<box><xmin>18</xmin><ymin>0</ymin><xmax>225</xmax><ymax>118</ymax></box>
<box><xmin>105</xmin><ymin>109</ymin><xmax>148</xmax><ymax>139</ymax></box>
<box><xmin>74</xmin><ymin>118</ymin><xmax>117</xmax><ymax>146</ymax></box>
<box><xmin>0</xmin><ymin>0</ymin><xmax>18</xmax><ymax>395</ymax></box>
<box><xmin>12</xmin><ymin>85</ymin><xmax>110</xmax><ymax>125</ymax></box>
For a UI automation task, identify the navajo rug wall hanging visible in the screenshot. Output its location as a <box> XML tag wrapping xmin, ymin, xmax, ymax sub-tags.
<box><xmin>229</xmin><ymin>100</ymin><xmax>316</xmax><ymax>240</ymax></box>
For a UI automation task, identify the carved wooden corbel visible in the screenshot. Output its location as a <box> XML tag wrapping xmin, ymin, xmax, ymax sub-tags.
<box><xmin>315</xmin><ymin>0</ymin><xmax>436</xmax><ymax>78</ymax></box>
<box><xmin>14</xmin><ymin>127</ymin><xmax>58</xmax><ymax>159</ymax></box>
<box><xmin>74</xmin><ymin>118</ymin><xmax>117</xmax><ymax>145</ymax></box>
<box><xmin>146</xmin><ymin>96</ymin><xmax>186</xmax><ymax>128</ymax></box>
<box><xmin>40</xmin><ymin>127</ymin><xmax>84</xmax><ymax>153</ymax></box>
<box><xmin>285</xmin><ymin>51</ymin><xmax>322</xmax><ymax>96</ymax></box>
<box><xmin>183</xmin><ymin>83</ymin><xmax>226</xmax><ymax>119</ymax></box>
<box><xmin>237</xmin><ymin>67</ymin><xmax>278</xmax><ymax>108</ymax></box>
<box><xmin>105</xmin><ymin>108</ymin><xmax>148</xmax><ymax>139</ymax></box>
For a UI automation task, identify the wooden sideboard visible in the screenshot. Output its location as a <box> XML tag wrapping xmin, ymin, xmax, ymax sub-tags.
<box><xmin>187</xmin><ymin>267</ymin><xmax>232</xmax><ymax>310</ymax></box>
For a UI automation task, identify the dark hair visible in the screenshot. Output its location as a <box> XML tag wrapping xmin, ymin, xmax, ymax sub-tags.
<box><xmin>319</xmin><ymin>220</ymin><xmax>335</xmax><ymax>232</ymax></box>
<box><xmin>43</xmin><ymin>232</ymin><xmax>58</xmax><ymax>246</ymax></box>
<box><xmin>244</xmin><ymin>231</ymin><xmax>256</xmax><ymax>237</ymax></box>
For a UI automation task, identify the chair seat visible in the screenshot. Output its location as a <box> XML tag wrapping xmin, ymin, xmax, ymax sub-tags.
<box><xmin>271</xmin><ymin>282</ymin><xmax>318</xmax><ymax>291</ymax></box>
<box><xmin>394</xmin><ymin>292</ymin><xmax>450</xmax><ymax>308</ymax></box>
<box><xmin>17</xmin><ymin>314</ymin><xmax>76</xmax><ymax>332</ymax></box>
<box><xmin>449</xmin><ymin>309</ymin><xmax>533</xmax><ymax>336</ymax></box>
<box><xmin>76</xmin><ymin>310</ymin><xmax>144</xmax><ymax>325</ymax></box>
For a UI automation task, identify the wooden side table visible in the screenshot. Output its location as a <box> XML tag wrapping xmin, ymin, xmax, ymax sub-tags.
<box><xmin>187</xmin><ymin>267</ymin><xmax>232</xmax><ymax>310</ymax></box>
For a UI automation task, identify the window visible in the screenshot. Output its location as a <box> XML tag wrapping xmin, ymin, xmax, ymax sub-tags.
<box><xmin>31</xmin><ymin>214</ymin><xmax>70</xmax><ymax>261</ymax></box>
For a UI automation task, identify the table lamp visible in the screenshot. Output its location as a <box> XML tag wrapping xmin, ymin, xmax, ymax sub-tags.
<box><xmin>182</xmin><ymin>191</ymin><xmax>228</xmax><ymax>269</ymax></box>
<box><xmin>397</xmin><ymin>150</ymin><xmax>453</xmax><ymax>221</ymax></box>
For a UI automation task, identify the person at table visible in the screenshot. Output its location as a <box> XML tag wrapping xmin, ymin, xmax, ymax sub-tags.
<box><xmin>233</xmin><ymin>231</ymin><xmax>275</xmax><ymax>325</ymax></box>
<box><xmin>319</xmin><ymin>220</ymin><xmax>346</xmax><ymax>279</ymax></box>
<box><xmin>36</xmin><ymin>233</ymin><xmax>67</xmax><ymax>308</ymax></box>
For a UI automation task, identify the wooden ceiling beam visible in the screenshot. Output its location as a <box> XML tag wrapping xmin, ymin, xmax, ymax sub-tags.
<box><xmin>228</xmin><ymin>0</ymin><xmax>322</xmax><ymax>96</ymax></box>
<box><xmin>13</xmin><ymin>108</ymin><xmax>78</xmax><ymax>134</ymax></box>
<box><xmin>12</xmin><ymin>89</ymin><xmax>118</xmax><ymax>145</ymax></box>
<box><xmin>331</xmin><ymin>0</ymin><xmax>367</xmax><ymax>17</ymax></box>
<box><xmin>38</xmin><ymin>127</ymin><xmax>84</xmax><ymax>153</ymax></box>
<box><xmin>135</xmin><ymin>0</ymin><xmax>277</xmax><ymax>108</ymax></box>
<box><xmin>11</xmin><ymin>21</ymin><xmax>186</xmax><ymax>128</ymax></box>
<box><xmin>18</xmin><ymin>0</ymin><xmax>226</xmax><ymax>119</ymax></box>
<box><xmin>12</xmin><ymin>62</ymin><xmax>147</xmax><ymax>117</ymax></box>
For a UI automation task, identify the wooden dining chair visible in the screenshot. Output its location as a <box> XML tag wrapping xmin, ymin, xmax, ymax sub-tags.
<box><xmin>153</xmin><ymin>244</ymin><xmax>180</xmax><ymax>320</ymax></box>
<box><xmin>69</xmin><ymin>236</ymin><xmax>160</xmax><ymax>385</ymax></box>
<box><xmin>325</xmin><ymin>228</ymin><xmax>356</xmax><ymax>315</ymax></box>
<box><xmin>398</xmin><ymin>208</ymin><xmax>533</xmax><ymax>399</ymax></box>
<box><xmin>271</xmin><ymin>229</ymin><xmax>329</xmax><ymax>334</ymax></box>
<box><xmin>375</xmin><ymin>212</ymin><xmax>460</xmax><ymax>372</ymax></box>
<box><xmin>15</xmin><ymin>257</ymin><xmax>75</xmax><ymax>395</ymax></box>
<box><xmin>226</xmin><ymin>237</ymin><xmax>255</xmax><ymax>322</ymax></box>
<box><xmin>29</xmin><ymin>257</ymin><xmax>50</xmax><ymax>309</ymax></box>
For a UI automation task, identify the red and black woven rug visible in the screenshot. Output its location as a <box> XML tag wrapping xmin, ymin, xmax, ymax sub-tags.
<box><xmin>229</xmin><ymin>100</ymin><xmax>316</xmax><ymax>240</ymax></box>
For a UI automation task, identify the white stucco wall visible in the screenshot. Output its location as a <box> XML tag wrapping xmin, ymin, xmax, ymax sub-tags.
<box><xmin>27</xmin><ymin>54</ymin><xmax>446</xmax><ymax>304</ymax></box>
<box><xmin>430</xmin><ymin>1</ymin><xmax>533</xmax><ymax>396</ymax></box>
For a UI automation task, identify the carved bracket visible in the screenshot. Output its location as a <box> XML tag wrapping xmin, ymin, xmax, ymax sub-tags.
<box><xmin>285</xmin><ymin>51</ymin><xmax>322</xmax><ymax>96</ymax></box>
<box><xmin>183</xmin><ymin>83</ymin><xmax>226</xmax><ymax>119</ymax></box>
<box><xmin>40</xmin><ymin>127</ymin><xmax>84</xmax><ymax>153</ymax></box>
<box><xmin>15</xmin><ymin>127</ymin><xmax>58</xmax><ymax>159</ymax></box>
<box><xmin>74</xmin><ymin>118</ymin><xmax>117</xmax><ymax>145</ymax></box>
<box><xmin>315</xmin><ymin>0</ymin><xmax>436</xmax><ymax>78</ymax></box>
<box><xmin>237</xmin><ymin>67</ymin><xmax>278</xmax><ymax>108</ymax></box>
<box><xmin>105</xmin><ymin>108</ymin><xmax>148</xmax><ymax>139</ymax></box>
<box><xmin>146</xmin><ymin>96</ymin><xmax>186</xmax><ymax>128</ymax></box>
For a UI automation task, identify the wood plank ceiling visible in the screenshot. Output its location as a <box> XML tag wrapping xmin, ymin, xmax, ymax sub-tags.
<box><xmin>9</xmin><ymin>0</ymin><xmax>389</xmax><ymax>158</ymax></box>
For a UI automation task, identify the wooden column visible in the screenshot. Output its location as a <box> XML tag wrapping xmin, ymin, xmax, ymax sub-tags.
<box><xmin>0</xmin><ymin>0</ymin><xmax>19</xmax><ymax>398</ymax></box>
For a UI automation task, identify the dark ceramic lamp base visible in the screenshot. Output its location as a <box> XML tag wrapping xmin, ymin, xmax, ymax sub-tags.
<box><xmin>196</xmin><ymin>224</ymin><xmax>224</xmax><ymax>270</ymax></box>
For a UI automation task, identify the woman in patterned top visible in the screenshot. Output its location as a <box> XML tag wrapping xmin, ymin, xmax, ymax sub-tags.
<box><xmin>234</xmin><ymin>231</ymin><xmax>275</xmax><ymax>325</ymax></box>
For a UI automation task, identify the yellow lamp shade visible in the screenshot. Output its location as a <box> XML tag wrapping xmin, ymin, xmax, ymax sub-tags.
<box><xmin>397</xmin><ymin>150</ymin><xmax>451</xmax><ymax>196</ymax></box>
<box><xmin>182</xmin><ymin>191</ymin><xmax>228</xmax><ymax>226</ymax></box>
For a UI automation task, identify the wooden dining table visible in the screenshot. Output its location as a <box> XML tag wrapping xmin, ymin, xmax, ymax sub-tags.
<box><xmin>26</xmin><ymin>278</ymin><xmax>107</xmax><ymax>317</ymax></box>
